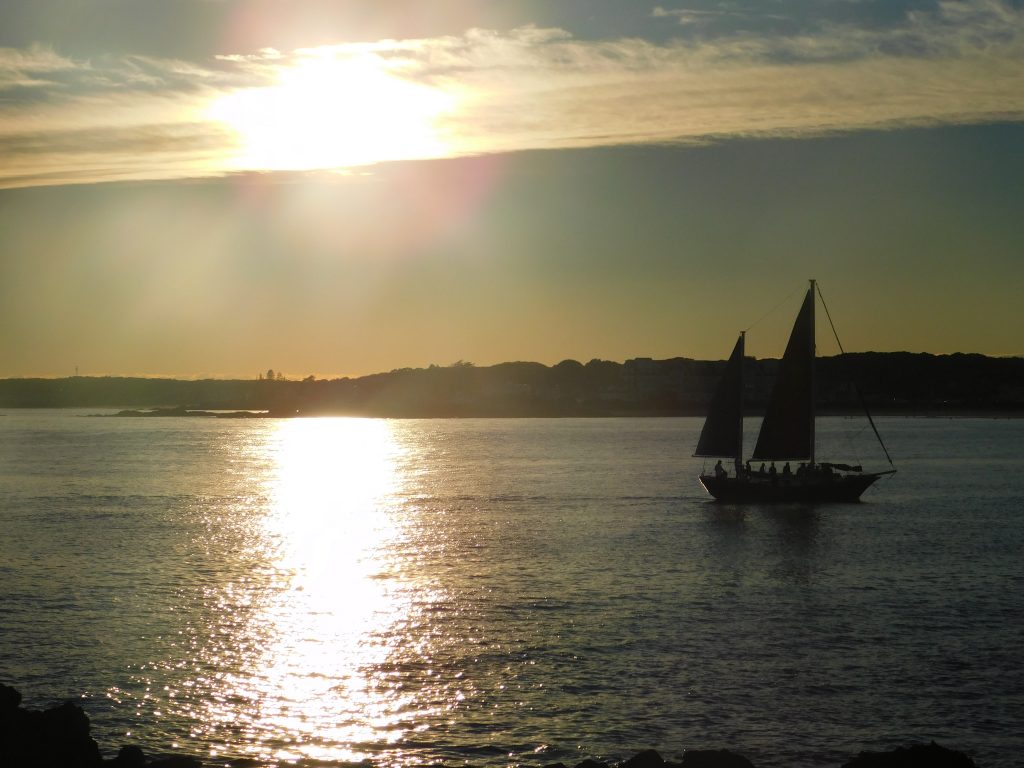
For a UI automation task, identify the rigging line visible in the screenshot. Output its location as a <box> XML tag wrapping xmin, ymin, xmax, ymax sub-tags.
<box><xmin>742</xmin><ymin>284</ymin><xmax>803</xmax><ymax>335</ymax></box>
<box><xmin>816</xmin><ymin>283</ymin><xmax>847</xmax><ymax>354</ymax></box>
<box><xmin>816</xmin><ymin>283</ymin><xmax>896</xmax><ymax>468</ymax></box>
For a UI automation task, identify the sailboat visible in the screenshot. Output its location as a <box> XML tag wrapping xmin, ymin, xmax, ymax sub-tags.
<box><xmin>696</xmin><ymin>280</ymin><xmax>895</xmax><ymax>502</ymax></box>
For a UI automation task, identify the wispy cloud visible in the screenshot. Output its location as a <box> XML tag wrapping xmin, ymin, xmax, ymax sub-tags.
<box><xmin>651</xmin><ymin>5</ymin><xmax>764</xmax><ymax>29</ymax></box>
<box><xmin>1</xmin><ymin>0</ymin><xmax>1022</xmax><ymax>188</ymax></box>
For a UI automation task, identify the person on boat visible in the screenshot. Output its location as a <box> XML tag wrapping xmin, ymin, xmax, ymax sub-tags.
<box><xmin>714</xmin><ymin>460</ymin><xmax>727</xmax><ymax>479</ymax></box>
<box><xmin>769</xmin><ymin>462</ymin><xmax>778</xmax><ymax>485</ymax></box>
<box><xmin>783</xmin><ymin>462</ymin><xmax>792</xmax><ymax>477</ymax></box>
<box><xmin>759</xmin><ymin>463</ymin><xmax>766</xmax><ymax>475</ymax></box>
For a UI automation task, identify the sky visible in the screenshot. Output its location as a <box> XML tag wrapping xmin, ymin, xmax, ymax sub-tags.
<box><xmin>1</xmin><ymin>0</ymin><xmax>1022</xmax><ymax>378</ymax></box>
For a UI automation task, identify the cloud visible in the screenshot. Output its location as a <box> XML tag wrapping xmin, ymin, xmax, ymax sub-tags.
<box><xmin>651</xmin><ymin>6</ymin><xmax>745</xmax><ymax>28</ymax></box>
<box><xmin>1</xmin><ymin>0</ymin><xmax>1022</xmax><ymax>188</ymax></box>
<box><xmin>0</xmin><ymin>43</ymin><xmax>271</xmax><ymax>186</ymax></box>
<box><xmin>406</xmin><ymin>2</ymin><xmax>1024</xmax><ymax>151</ymax></box>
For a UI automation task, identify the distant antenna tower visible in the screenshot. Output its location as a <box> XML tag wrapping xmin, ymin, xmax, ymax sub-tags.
<box><xmin>75</xmin><ymin>365</ymin><xmax>79</xmax><ymax>377</ymax></box>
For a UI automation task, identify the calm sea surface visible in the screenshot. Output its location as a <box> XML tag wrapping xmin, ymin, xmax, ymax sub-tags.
<box><xmin>0</xmin><ymin>412</ymin><xmax>1021</xmax><ymax>768</ymax></box>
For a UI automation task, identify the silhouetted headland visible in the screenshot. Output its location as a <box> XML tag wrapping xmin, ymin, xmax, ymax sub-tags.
<box><xmin>110</xmin><ymin>406</ymin><xmax>270</xmax><ymax>419</ymax></box>
<box><xmin>0</xmin><ymin>683</ymin><xmax>978</xmax><ymax>768</ymax></box>
<box><xmin>1</xmin><ymin>352</ymin><xmax>1021</xmax><ymax>417</ymax></box>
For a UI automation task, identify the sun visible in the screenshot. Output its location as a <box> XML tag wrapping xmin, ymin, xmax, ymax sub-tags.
<box><xmin>208</xmin><ymin>51</ymin><xmax>455</xmax><ymax>171</ymax></box>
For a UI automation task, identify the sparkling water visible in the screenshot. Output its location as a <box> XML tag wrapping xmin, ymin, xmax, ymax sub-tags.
<box><xmin>1</xmin><ymin>412</ymin><xmax>1020</xmax><ymax>767</ymax></box>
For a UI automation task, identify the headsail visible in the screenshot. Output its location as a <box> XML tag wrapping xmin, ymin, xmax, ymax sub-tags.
<box><xmin>751</xmin><ymin>287</ymin><xmax>814</xmax><ymax>461</ymax></box>
<box><xmin>694</xmin><ymin>334</ymin><xmax>744</xmax><ymax>458</ymax></box>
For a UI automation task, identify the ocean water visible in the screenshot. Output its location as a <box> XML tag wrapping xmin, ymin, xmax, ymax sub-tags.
<box><xmin>0</xmin><ymin>411</ymin><xmax>1021</xmax><ymax>768</ymax></box>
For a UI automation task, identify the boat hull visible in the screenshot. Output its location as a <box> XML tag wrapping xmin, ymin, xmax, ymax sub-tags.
<box><xmin>699</xmin><ymin>473</ymin><xmax>880</xmax><ymax>503</ymax></box>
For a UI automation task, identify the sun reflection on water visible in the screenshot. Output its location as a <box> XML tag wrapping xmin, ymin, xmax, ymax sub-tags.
<box><xmin>194</xmin><ymin>418</ymin><xmax>419</xmax><ymax>764</ymax></box>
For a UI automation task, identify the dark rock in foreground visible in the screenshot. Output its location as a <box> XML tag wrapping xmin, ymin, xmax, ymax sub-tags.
<box><xmin>842</xmin><ymin>741</ymin><xmax>976</xmax><ymax>768</ymax></box>
<box><xmin>680</xmin><ymin>749</ymin><xmax>756</xmax><ymax>768</ymax></box>
<box><xmin>0</xmin><ymin>683</ymin><xmax>102</xmax><ymax>767</ymax></box>
<box><xmin>620</xmin><ymin>749</ymin><xmax>666</xmax><ymax>768</ymax></box>
<box><xmin>0</xmin><ymin>684</ymin><xmax>22</xmax><ymax>710</ymax></box>
<box><xmin>112</xmin><ymin>745</ymin><xmax>147</xmax><ymax>767</ymax></box>
<box><xmin>612</xmin><ymin>748</ymin><xmax>754</xmax><ymax>768</ymax></box>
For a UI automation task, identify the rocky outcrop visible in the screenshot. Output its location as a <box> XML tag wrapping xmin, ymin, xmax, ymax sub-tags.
<box><xmin>841</xmin><ymin>741</ymin><xmax>976</xmax><ymax>768</ymax></box>
<box><xmin>549</xmin><ymin>749</ymin><xmax>755</xmax><ymax>768</ymax></box>
<box><xmin>0</xmin><ymin>685</ymin><xmax>207</xmax><ymax>768</ymax></box>
<box><xmin>0</xmin><ymin>683</ymin><xmax>101</xmax><ymax>767</ymax></box>
<box><xmin>613</xmin><ymin>748</ymin><xmax>755</xmax><ymax>768</ymax></box>
<box><xmin>680</xmin><ymin>750</ymin><xmax>757</xmax><ymax>768</ymax></box>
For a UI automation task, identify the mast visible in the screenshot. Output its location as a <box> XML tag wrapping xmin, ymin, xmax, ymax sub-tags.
<box><xmin>809</xmin><ymin>279</ymin><xmax>816</xmax><ymax>467</ymax></box>
<box><xmin>737</xmin><ymin>331</ymin><xmax>745</xmax><ymax>471</ymax></box>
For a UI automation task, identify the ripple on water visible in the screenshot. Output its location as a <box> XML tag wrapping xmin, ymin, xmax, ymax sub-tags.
<box><xmin>0</xmin><ymin>415</ymin><xmax>1021</xmax><ymax>767</ymax></box>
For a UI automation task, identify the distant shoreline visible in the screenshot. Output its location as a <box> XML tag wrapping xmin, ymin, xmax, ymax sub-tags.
<box><xmin>0</xmin><ymin>403</ymin><xmax>1019</xmax><ymax>419</ymax></box>
<box><xmin>91</xmin><ymin>406</ymin><xmax>1024</xmax><ymax>419</ymax></box>
<box><xmin>2</xmin><ymin>353</ymin><xmax>1022</xmax><ymax>417</ymax></box>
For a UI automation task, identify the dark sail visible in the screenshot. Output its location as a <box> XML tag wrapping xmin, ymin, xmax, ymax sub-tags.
<box><xmin>751</xmin><ymin>288</ymin><xmax>814</xmax><ymax>461</ymax></box>
<box><xmin>694</xmin><ymin>335</ymin><xmax>743</xmax><ymax>458</ymax></box>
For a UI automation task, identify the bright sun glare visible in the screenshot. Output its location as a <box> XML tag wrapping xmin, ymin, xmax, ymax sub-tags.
<box><xmin>194</xmin><ymin>418</ymin><xmax>419</xmax><ymax>764</ymax></box>
<box><xmin>209</xmin><ymin>52</ymin><xmax>454</xmax><ymax>171</ymax></box>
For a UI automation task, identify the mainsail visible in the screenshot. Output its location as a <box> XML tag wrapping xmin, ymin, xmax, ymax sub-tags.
<box><xmin>694</xmin><ymin>334</ymin><xmax>743</xmax><ymax>458</ymax></box>
<box><xmin>751</xmin><ymin>287</ymin><xmax>814</xmax><ymax>461</ymax></box>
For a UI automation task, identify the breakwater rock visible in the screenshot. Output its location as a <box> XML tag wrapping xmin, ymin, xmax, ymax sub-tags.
<box><xmin>0</xmin><ymin>683</ymin><xmax>100</xmax><ymax>767</ymax></box>
<box><xmin>0</xmin><ymin>684</ymin><xmax>198</xmax><ymax>768</ymax></box>
<box><xmin>1</xmin><ymin>684</ymin><xmax>977</xmax><ymax>768</ymax></box>
<box><xmin>546</xmin><ymin>744</ymin><xmax>974</xmax><ymax>768</ymax></box>
<box><xmin>841</xmin><ymin>742</ymin><xmax>976</xmax><ymax>768</ymax></box>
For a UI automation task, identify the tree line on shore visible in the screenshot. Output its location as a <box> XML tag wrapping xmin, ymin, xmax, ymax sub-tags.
<box><xmin>1</xmin><ymin>352</ymin><xmax>1021</xmax><ymax>417</ymax></box>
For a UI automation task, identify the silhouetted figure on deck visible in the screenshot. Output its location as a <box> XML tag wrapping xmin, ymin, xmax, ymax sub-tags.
<box><xmin>769</xmin><ymin>462</ymin><xmax>778</xmax><ymax>486</ymax></box>
<box><xmin>783</xmin><ymin>462</ymin><xmax>792</xmax><ymax>477</ymax></box>
<box><xmin>714</xmin><ymin>460</ymin><xmax>727</xmax><ymax>479</ymax></box>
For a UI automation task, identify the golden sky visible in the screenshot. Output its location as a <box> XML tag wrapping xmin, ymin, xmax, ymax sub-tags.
<box><xmin>0</xmin><ymin>1</ymin><xmax>1022</xmax><ymax>377</ymax></box>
